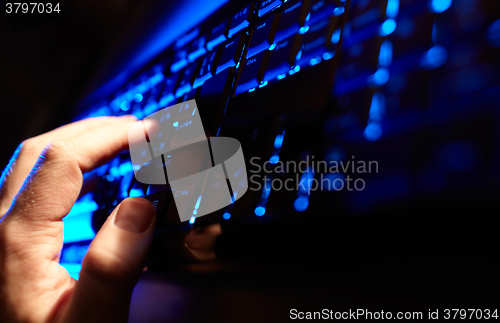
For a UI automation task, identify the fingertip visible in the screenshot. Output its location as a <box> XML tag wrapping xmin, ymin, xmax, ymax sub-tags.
<box><xmin>113</xmin><ymin>198</ymin><xmax>156</xmax><ymax>234</ymax></box>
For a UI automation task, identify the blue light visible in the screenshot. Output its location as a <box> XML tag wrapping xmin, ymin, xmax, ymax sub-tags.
<box><xmin>289</xmin><ymin>65</ymin><xmax>301</xmax><ymax>75</ymax></box>
<box><xmin>323</xmin><ymin>52</ymin><xmax>335</xmax><ymax>60</ymax></box>
<box><xmin>386</xmin><ymin>0</ymin><xmax>399</xmax><ymax>18</ymax></box>
<box><xmin>223</xmin><ymin>212</ymin><xmax>231</xmax><ymax>220</ymax></box>
<box><xmin>277</xmin><ymin>73</ymin><xmax>287</xmax><ymax>80</ymax></box>
<box><xmin>189</xmin><ymin>216</ymin><xmax>196</xmax><ymax>224</ymax></box>
<box><xmin>193</xmin><ymin>210</ymin><xmax>198</xmax><ymax>215</ymax></box>
<box><xmin>378</xmin><ymin>40</ymin><xmax>393</xmax><ymax>67</ymax></box>
<box><xmin>269</xmin><ymin>43</ymin><xmax>277</xmax><ymax>50</ymax></box>
<box><xmin>63</xmin><ymin>209</ymin><xmax>96</xmax><ymax>243</ymax></box>
<box><xmin>331</xmin><ymin>28</ymin><xmax>341</xmax><ymax>44</ymax></box>
<box><xmin>134</xmin><ymin>93</ymin><xmax>143</xmax><ymax>102</ymax></box>
<box><xmin>420</xmin><ymin>45</ymin><xmax>448</xmax><ymax>69</ymax></box>
<box><xmin>173</xmin><ymin>121</ymin><xmax>179</xmax><ymax>127</ymax></box>
<box><xmin>333</xmin><ymin>7</ymin><xmax>345</xmax><ymax>16</ymax></box>
<box><xmin>248</xmin><ymin>87</ymin><xmax>256</xmax><ymax>93</ymax></box>
<box><xmin>487</xmin><ymin>19</ymin><xmax>500</xmax><ymax>48</ymax></box>
<box><xmin>429</xmin><ymin>0</ymin><xmax>452</xmax><ymax>13</ymax></box>
<box><xmin>195</xmin><ymin>195</ymin><xmax>202</xmax><ymax>209</ymax></box>
<box><xmin>191</xmin><ymin>107</ymin><xmax>197</xmax><ymax>116</ymax></box>
<box><xmin>259</xmin><ymin>81</ymin><xmax>268</xmax><ymax>88</ymax></box>
<box><xmin>368</xmin><ymin>92</ymin><xmax>386</xmax><ymax>122</ymax></box>
<box><xmin>299</xmin><ymin>26</ymin><xmax>309</xmax><ymax>34</ymax></box>
<box><xmin>120</xmin><ymin>101</ymin><xmax>130</xmax><ymax>111</ymax></box>
<box><xmin>364</xmin><ymin>123</ymin><xmax>383</xmax><ymax>141</ymax></box>
<box><xmin>274</xmin><ymin>133</ymin><xmax>285</xmax><ymax>148</ymax></box>
<box><xmin>370</xmin><ymin>68</ymin><xmax>390</xmax><ymax>85</ymax></box>
<box><xmin>129</xmin><ymin>188</ymin><xmax>144</xmax><ymax>197</ymax></box>
<box><xmin>255</xmin><ymin>206</ymin><xmax>266</xmax><ymax>216</ymax></box>
<box><xmin>269</xmin><ymin>155</ymin><xmax>280</xmax><ymax>164</ymax></box>
<box><xmin>293</xmin><ymin>196</ymin><xmax>309</xmax><ymax>212</ymax></box>
<box><xmin>60</xmin><ymin>263</ymin><xmax>82</xmax><ymax>280</ymax></box>
<box><xmin>379</xmin><ymin>19</ymin><xmax>397</xmax><ymax>36</ymax></box>
<box><xmin>309</xmin><ymin>57</ymin><xmax>321</xmax><ymax>66</ymax></box>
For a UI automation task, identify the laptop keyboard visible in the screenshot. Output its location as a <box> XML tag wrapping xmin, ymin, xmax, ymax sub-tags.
<box><xmin>61</xmin><ymin>0</ymin><xmax>500</xmax><ymax>275</ymax></box>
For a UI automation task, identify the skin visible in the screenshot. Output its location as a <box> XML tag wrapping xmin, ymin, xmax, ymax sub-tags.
<box><xmin>0</xmin><ymin>115</ymin><xmax>157</xmax><ymax>323</ymax></box>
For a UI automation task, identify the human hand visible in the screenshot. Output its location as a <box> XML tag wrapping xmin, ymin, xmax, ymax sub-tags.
<box><xmin>0</xmin><ymin>116</ymin><xmax>156</xmax><ymax>323</ymax></box>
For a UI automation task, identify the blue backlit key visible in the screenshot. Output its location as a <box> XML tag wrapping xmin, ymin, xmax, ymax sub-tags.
<box><xmin>297</xmin><ymin>16</ymin><xmax>339</xmax><ymax>65</ymax></box>
<box><xmin>193</xmin><ymin>50</ymin><xmax>219</xmax><ymax>88</ymax></box>
<box><xmin>216</xmin><ymin>35</ymin><xmax>246</xmax><ymax>74</ymax></box>
<box><xmin>228</xmin><ymin>3</ymin><xmax>256</xmax><ymax>38</ymax></box>
<box><xmin>171</xmin><ymin>48</ymin><xmax>189</xmax><ymax>73</ymax></box>
<box><xmin>258</xmin><ymin>0</ymin><xmax>282</xmax><ymax>17</ymax></box>
<box><xmin>175</xmin><ymin>64</ymin><xmax>198</xmax><ymax>98</ymax></box>
<box><xmin>274</xmin><ymin>0</ymin><xmax>310</xmax><ymax>43</ymax></box>
<box><xmin>263</xmin><ymin>35</ymin><xmax>301</xmax><ymax>81</ymax></box>
<box><xmin>188</xmin><ymin>36</ymin><xmax>207</xmax><ymax>62</ymax></box>
<box><xmin>247</xmin><ymin>14</ymin><xmax>280</xmax><ymax>58</ymax></box>
<box><xmin>158</xmin><ymin>73</ymin><xmax>180</xmax><ymax>108</ymax></box>
<box><xmin>207</xmin><ymin>20</ymin><xmax>230</xmax><ymax>51</ymax></box>
<box><xmin>307</xmin><ymin>0</ymin><xmax>341</xmax><ymax>25</ymax></box>
<box><xmin>235</xmin><ymin>51</ymin><xmax>267</xmax><ymax>95</ymax></box>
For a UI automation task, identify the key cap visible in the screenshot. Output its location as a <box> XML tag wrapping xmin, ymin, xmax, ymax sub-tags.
<box><xmin>228</xmin><ymin>3</ymin><xmax>256</xmax><ymax>38</ymax></box>
<box><xmin>158</xmin><ymin>73</ymin><xmax>180</xmax><ymax>108</ymax></box>
<box><xmin>188</xmin><ymin>35</ymin><xmax>207</xmax><ymax>62</ymax></box>
<box><xmin>235</xmin><ymin>51</ymin><xmax>267</xmax><ymax>95</ymax></box>
<box><xmin>308</xmin><ymin>0</ymin><xmax>341</xmax><ymax>25</ymax></box>
<box><xmin>175</xmin><ymin>63</ymin><xmax>198</xmax><ymax>98</ymax></box>
<box><xmin>297</xmin><ymin>16</ymin><xmax>339</xmax><ymax>65</ymax></box>
<box><xmin>216</xmin><ymin>35</ymin><xmax>247</xmax><ymax>74</ymax></box>
<box><xmin>274</xmin><ymin>0</ymin><xmax>310</xmax><ymax>43</ymax></box>
<box><xmin>258</xmin><ymin>0</ymin><xmax>282</xmax><ymax>17</ymax></box>
<box><xmin>207</xmin><ymin>20</ymin><xmax>230</xmax><ymax>51</ymax></box>
<box><xmin>171</xmin><ymin>47</ymin><xmax>189</xmax><ymax>73</ymax></box>
<box><xmin>263</xmin><ymin>35</ymin><xmax>301</xmax><ymax>81</ymax></box>
<box><xmin>247</xmin><ymin>14</ymin><xmax>280</xmax><ymax>58</ymax></box>
<box><xmin>193</xmin><ymin>50</ymin><xmax>219</xmax><ymax>88</ymax></box>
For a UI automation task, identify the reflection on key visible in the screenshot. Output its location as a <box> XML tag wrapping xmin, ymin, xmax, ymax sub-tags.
<box><xmin>228</xmin><ymin>3</ymin><xmax>256</xmax><ymax>38</ymax></box>
<box><xmin>274</xmin><ymin>0</ymin><xmax>310</xmax><ymax>43</ymax></box>
<box><xmin>247</xmin><ymin>14</ymin><xmax>280</xmax><ymax>58</ymax></box>
<box><xmin>258</xmin><ymin>0</ymin><xmax>282</xmax><ymax>17</ymax></box>
<box><xmin>263</xmin><ymin>35</ymin><xmax>301</xmax><ymax>81</ymax></box>
<box><xmin>235</xmin><ymin>51</ymin><xmax>267</xmax><ymax>95</ymax></box>
<box><xmin>216</xmin><ymin>35</ymin><xmax>246</xmax><ymax>74</ymax></box>
<box><xmin>188</xmin><ymin>36</ymin><xmax>207</xmax><ymax>62</ymax></box>
<box><xmin>207</xmin><ymin>20</ymin><xmax>230</xmax><ymax>51</ymax></box>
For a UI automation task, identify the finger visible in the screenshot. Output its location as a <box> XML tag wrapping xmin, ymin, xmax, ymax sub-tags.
<box><xmin>60</xmin><ymin>198</ymin><xmax>155</xmax><ymax>323</ymax></box>
<box><xmin>0</xmin><ymin>116</ymin><xmax>136</xmax><ymax>215</ymax></box>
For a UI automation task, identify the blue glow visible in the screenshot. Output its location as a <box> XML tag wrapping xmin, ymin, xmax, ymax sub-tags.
<box><xmin>370</xmin><ymin>68</ymin><xmax>390</xmax><ymax>85</ymax></box>
<box><xmin>63</xmin><ymin>211</ymin><xmax>95</xmax><ymax>243</ymax></box>
<box><xmin>369</xmin><ymin>92</ymin><xmax>386</xmax><ymax>122</ymax></box>
<box><xmin>379</xmin><ymin>19</ymin><xmax>397</xmax><ymax>36</ymax></box>
<box><xmin>309</xmin><ymin>57</ymin><xmax>321</xmax><ymax>66</ymax></box>
<box><xmin>364</xmin><ymin>123</ymin><xmax>383</xmax><ymax>141</ymax></box>
<box><xmin>192</xmin><ymin>107</ymin><xmax>197</xmax><ymax>116</ymax></box>
<box><xmin>195</xmin><ymin>195</ymin><xmax>202</xmax><ymax>209</ymax></box>
<box><xmin>386</xmin><ymin>0</ymin><xmax>399</xmax><ymax>18</ymax></box>
<box><xmin>429</xmin><ymin>0</ymin><xmax>452</xmax><ymax>13</ymax></box>
<box><xmin>323</xmin><ymin>52</ymin><xmax>335</xmax><ymax>60</ymax></box>
<box><xmin>171</xmin><ymin>59</ymin><xmax>188</xmax><ymax>73</ymax></box>
<box><xmin>60</xmin><ymin>263</ymin><xmax>82</xmax><ymax>280</ymax></box>
<box><xmin>129</xmin><ymin>188</ymin><xmax>144</xmax><ymax>197</ymax></box>
<box><xmin>248</xmin><ymin>87</ymin><xmax>256</xmax><ymax>93</ymax></box>
<box><xmin>173</xmin><ymin>121</ymin><xmax>179</xmax><ymax>127</ymax></box>
<box><xmin>255</xmin><ymin>206</ymin><xmax>266</xmax><ymax>216</ymax></box>
<box><xmin>133</xmin><ymin>93</ymin><xmax>143</xmax><ymax>102</ymax></box>
<box><xmin>378</xmin><ymin>40</ymin><xmax>393</xmax><ymax>67</ymax></box>
<box><xmin>223</xmin><ymin>212</ymin><xmax>231</xmax><ymax>220</ymax></box>
<box><xmin>299</xmin><ymin>26</ymin><xmax>310</xmax><ymax>34</ymax></box>
<box><xmin>119</xmin><ymin>101</ymin><xmax>130</xmax><ymax>111</ymax></box>
<box><xmin>298</xmin><ymin>169</ymin><xmax>315</xmax><ymax>194</ymax></box>
<box><xmin>420</xmin><ymin>45</ymin><xmax>448</xmax><ymax>69</ymax></box>
<box><xmin>293</xmin><ymin>196</ymin><xmax>309</xmax><ymax>212</ymax></box>
<box><xmin>331</xmin><ymin>28</ymin><xmax>341</xmax><ymax>44</ymax></box>
<box><xmin>270</xmin><ymin>155</ymin><xmax>280</xmax><ymax>164</ymax></box>
<box><xmin>189</xmin><ymin>216</ymin><xmax>196</xmax><ymax>224</ymax></box>
<box><xmin>269</xmin><ymin>43</ymin><xmax>277</xmax><ymax>51</ymax></box>
<box><xmin>277</xmin><ymin>73</ymin><xmax>287</xmax><ymax>80</ymax></box>
<box><xmin>259</xmin><ymin>81</ymin><xmax>268</xmax><ymax>88</ymax></box>
<box><xmin>289</xmin><ymin>65</ymin><xmax>301</xmax><ymax>75</ymax></box>
<box><xmin>274</xmin><ymin>132</ymin><xmax>285</xmax><ymax>148</ymax></box>
<box><xmin>333</xmin><ymin>7</ymin><xmax>345</xmax><ymax>16</ymax></box>
<box><xmin>487</xmin><ymin>19</ymin><xmax>500</xmax><ymax>48</ymax></box>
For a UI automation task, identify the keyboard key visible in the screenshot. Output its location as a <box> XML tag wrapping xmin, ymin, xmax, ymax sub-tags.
<box><xmin>308</xmin><ymin>0</ymin><xmax>341</xmax><ymax>25</ymax></box>
<box><xmin>350</xmin><ymin>0</ymin><xmax>387</xmax><ymax>30</ymax></box>
<box><xmin>158</xmin><ymin>73</ymin><xmax>180</xmax><ymax>108</ymax></box>
<box><xmin>207</xmin><ymin>20</ymin><xmax>230</xmax><ymax>51</ymax></box>
<box><xmin>274</xmin><ymin>0</ymin><xmax>310</xmax><ymax>43</ymax></box>
<box><xmin>171</xmin><ymin>47</ymin><xmax>189</xmax><ymax>73</ymax></box>
<box><xmin>247</xmin><ymin>14</ymin><xmax>280</xmax><ymax>58</ymax></box>
<box><xmin>258</xmin><ymin>0</ymin><xmax>282</xmax><ymax>17</ymax></box>
<box><xmin>228</xmin><ymin>3</ymin><xmax>256</xmax><ymax>38</ymax></box>
<box><xmin>235</xmin><ymin>51</ymin><xmax>267</xmax><ymax>95</ymax></box>
<box><xmin>175</xmin><ymin>64</ymin><xmax>198</xmax><ymax>98</ymax></box>
<box><xmin>263</xmin><ymin>35</ymin><xmax>301</xmax><ymax>81</ymax></box>
<box><xmin>193</xmin><ymin>50</ymin><xmax>219</xmax><ymax>88</ymax></box>
<box><xmin>187</xmin><ymin>35</ymin><xmax>207</xmax><ymax>62</ymax></box>
<box><xmin>298</xmin><ymin>16</ymin><xmax>339</xmax><ymax>64</ymax></box>
<box><xmin>216</xmin><ymin>35</ymin><xmax>247</xmax><ymax>74</ymax></box>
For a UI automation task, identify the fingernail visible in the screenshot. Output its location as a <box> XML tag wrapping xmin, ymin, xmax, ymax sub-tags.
<box><xmin>114</xmin><ymin>199</ymin><xmax>155</xmax><ymax>233</ymax></box>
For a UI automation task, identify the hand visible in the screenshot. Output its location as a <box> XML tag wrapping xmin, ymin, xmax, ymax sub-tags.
<box><xmin>0</xmin><ymin>116</ymin><xmax>156</xmax><ymax>323</ymax></box>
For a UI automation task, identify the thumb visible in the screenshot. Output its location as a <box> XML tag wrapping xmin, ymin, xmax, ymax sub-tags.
<box><xmin>61</xmin><ymin>197</ymin><xmax>156</xmax><ymax>323</ymax></box>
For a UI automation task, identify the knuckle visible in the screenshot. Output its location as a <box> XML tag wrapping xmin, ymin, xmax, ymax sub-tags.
<box><xmin>19</xmin><ymin>138</ymin><xmax>41</xmax><ymax>156</ymax></box>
